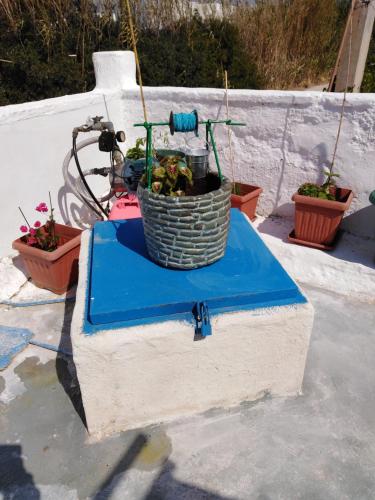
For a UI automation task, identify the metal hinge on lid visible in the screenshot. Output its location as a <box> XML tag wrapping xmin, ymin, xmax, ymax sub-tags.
<box><xmin>193</xmin><ymin>301</ymin><xmax>212</xmax><ymax>338</ymax></box>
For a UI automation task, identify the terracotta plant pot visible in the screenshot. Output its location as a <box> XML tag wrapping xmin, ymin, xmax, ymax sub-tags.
<box><xmin>231</xmin><ymin>183</ymin><xmax>263</xmax><ymax>221</ymax></box>
<box><xmin>290</xmin><ymin>187</ymin><xmax>353</xmax><ymax>249</ymax></box>
<box><xmin>12</xmin><ymin>223</ymin><xmax>82</xmax><ymax>294</ymax></box>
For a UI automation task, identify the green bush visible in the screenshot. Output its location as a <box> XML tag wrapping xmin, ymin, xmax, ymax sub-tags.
<box><xmin>138</xmin><ymin>16</ymin><xmax>260</xmax><ymax>89</ymax></box>
<box><xmin>0</xmin><ymin>5</ymin><xmax>259</xmax><ymax>106</ymax></box>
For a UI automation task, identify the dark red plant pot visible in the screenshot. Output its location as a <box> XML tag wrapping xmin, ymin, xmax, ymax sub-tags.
<box><xmin>231</xmin><ymin>183</ymin><xmax>263</xmax><ymax>222</ymax></box>
<box><xmin>12</xmin><ymin>223</ymin><xmax>82</xmax><ymax>294</ymax></box>
<box><xmin>291</xmin><ymin>188</ymin><xmax>353</xmax><ymax>246</ymax></box>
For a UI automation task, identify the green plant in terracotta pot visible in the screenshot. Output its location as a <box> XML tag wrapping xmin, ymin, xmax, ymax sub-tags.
<box><xmin>290</xmin><ymin>169</ymin><xmax>353</xmax><ymax>250</ymax></box>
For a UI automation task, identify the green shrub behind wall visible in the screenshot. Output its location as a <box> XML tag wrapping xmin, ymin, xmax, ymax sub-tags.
<box><xmin>0</xmin><ymin>10</ymin><xmax>260</xmax><ymax>106</ymax></box>
<box><xmin>138</xmin><ymin>16</ymin><xmax>260</xmax><ymax>89</ymax></box>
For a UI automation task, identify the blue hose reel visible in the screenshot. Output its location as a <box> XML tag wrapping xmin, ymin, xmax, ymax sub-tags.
<box><xmin>169</xmin><ymin>110</ymin><xmax>199</xmax><ymax>136</ymax></box>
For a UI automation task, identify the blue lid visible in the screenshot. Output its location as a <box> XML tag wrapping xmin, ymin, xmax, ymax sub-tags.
<box><xmin>84</xmin><ymin>209</ymin><xmax>306</xmax><ymax>334</ymax></box>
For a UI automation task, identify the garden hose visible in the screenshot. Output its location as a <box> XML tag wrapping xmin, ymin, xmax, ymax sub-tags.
<box><xmin>72</xmin><ymin>136</ymin><xmax>108</xmax><ymax>219</ymax></box>
<box><xmin>62</xmin><ymin>137</ymin><xmax>113</xmax><ymax>213</ymax></box>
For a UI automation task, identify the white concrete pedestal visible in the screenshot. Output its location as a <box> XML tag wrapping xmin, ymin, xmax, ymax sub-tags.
<box><xmin>72</xmin><ymin>229</ymin><xmax>314</xmax><ymax>439</ymax></box>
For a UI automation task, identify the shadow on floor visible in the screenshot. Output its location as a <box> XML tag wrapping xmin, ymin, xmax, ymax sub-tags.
<box><xmin>256</xmin><ymin>211</ymin><xmax>375</xmax><ymax>270</ymax></box>
<box><xmin>56</xmin><ymin>291</ymin><xmax>87</xmax><ymax>429</ymax></box>
<box><xmin>256</xmin><ymin>212</ymin><xmax>293</xmax><ymax>243</ymax></box>
<box><xmin>143</xmin><ymin>460</ymin><xmax>235</xmax><ymax>500</ymax></box>
<box><xmin>11</xmin><ymin>254</ymin><xmax>29</xmax><ymax>279</ymax></box>
<box><xmin>93</xmin><ymin>434</ymin><xmax>148</xmax><ymax>500</ymax></box>
<box><xmin>0</xmin><ymin>445</ymin><xmax>40</xmax><ymax>499</ymax></box>
<box><xmin>92</xmin><ymin>433</ymin><xmax>234</xmax><ymax>500</ymax></box>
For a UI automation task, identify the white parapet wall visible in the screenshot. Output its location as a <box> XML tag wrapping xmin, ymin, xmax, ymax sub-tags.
<box><xmin>0</xmin><ymin>50</ymin><xmax>374</xmax><ymax>257</ymax></box>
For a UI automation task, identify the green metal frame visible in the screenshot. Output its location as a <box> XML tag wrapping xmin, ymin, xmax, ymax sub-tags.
<box><xmin>134</xmin><ymin>118</ymin><xmax>245</xmax><ymax>190</ymax></box>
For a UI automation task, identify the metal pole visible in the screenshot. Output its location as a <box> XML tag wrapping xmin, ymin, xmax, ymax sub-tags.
<box><xmin>207</xmin><ymin>122</ymin><xmax>223</xmax><ymax>181</ymax></box>
<box><xmin>146</xmin><ymin>125</ymin><xmax>153</xmax><ymax>190</ymax></box>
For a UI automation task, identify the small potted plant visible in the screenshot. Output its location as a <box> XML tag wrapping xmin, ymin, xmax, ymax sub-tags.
<box><xmin>289</xmin><ymin>170</ymin><xmax>353</xmax><ymax>250</ymax></box>
<box><xmin>12</xmin><ymin>195</ymin><xmax>82</xmax><ymax>294</ymax></box>
<box><xmin>122</xmin><ymin>138</ymin><xmax>147</xmax><ymax>192</ymax></box>
<box><xmin>231</xmin><ymin>181</ymin><xmax>263</xmax><ymax>222</ymax></box>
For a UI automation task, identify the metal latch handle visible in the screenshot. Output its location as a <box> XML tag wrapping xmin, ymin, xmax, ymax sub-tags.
<box><xmin>194</xmin><ymin>301</ymin><xmax>212</xmax><ymax>337</ymax></box>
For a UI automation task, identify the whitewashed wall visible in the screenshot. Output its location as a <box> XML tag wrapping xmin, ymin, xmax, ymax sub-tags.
<box><xmin>0</xmin><ymin>50</ymin><xmax>374</xmax><ymax>257</ymax></box>
<box><xmin>123</xmin><ymin>86</ymin><xmax>375</xmax><ymax>241</ymax></box>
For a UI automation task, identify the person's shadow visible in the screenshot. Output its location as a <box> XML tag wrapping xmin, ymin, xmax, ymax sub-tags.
<box><xmin>0</xmin><ymin>445</ymin><xmax>40</xmax><ymax>499</ymax></box>
<box><xmin>55</xmin><ymin>263</ymin><xmax>87</xmax><ymax>429</ymax></box>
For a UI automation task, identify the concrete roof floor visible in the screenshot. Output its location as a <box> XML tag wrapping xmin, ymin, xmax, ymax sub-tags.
<box><xmin>0</xmin><ymin>283</ymin><xmax>375</xmax><ymax>500</ymax></box>
<box><xmin>1</xmin><ymin>215</ymin><xmax>375</xmax><ymax>500</ymax></box>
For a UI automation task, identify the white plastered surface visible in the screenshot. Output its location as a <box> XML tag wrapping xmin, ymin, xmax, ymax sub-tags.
<box><xmin>72</xmin><ymin>225</ymin><xmax>314</xmax><ymax>439</ymax></box>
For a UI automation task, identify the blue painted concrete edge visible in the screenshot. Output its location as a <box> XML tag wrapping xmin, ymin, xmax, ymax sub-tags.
<box><xmin>83</xmin><ymin>294</ymin><xmax>306</xmax><ymax>335</ymax></box>
<box><xmin>82</xmin><ymin>211</ymin><xmax>307</xmax><ymax>335</ymax></box>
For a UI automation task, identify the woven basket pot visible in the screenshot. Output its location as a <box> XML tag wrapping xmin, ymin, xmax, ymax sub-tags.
<box><xmin>137</xmin><ymin>175</ymin><xmax>231</xmax><ymax>269</ymax></box>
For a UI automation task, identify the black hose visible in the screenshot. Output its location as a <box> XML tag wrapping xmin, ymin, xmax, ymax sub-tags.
<box><xmin>72</xmin><ymin>136</ymin><xmax>108</xmax><ymax>219</ymax></box>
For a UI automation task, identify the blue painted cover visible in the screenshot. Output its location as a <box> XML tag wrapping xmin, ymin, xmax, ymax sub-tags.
<box><xmin>85</xmin><ymin>209</ymin><xmax>306</xmax><ymax>334</ymax></box>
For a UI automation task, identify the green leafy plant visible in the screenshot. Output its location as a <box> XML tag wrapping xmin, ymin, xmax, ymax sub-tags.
<box><xmin>141</xmin><ymin>155</ymin><xmax>193</xmax><ymax>197</ymax></box>
<box><xmin>298</xmin><ymin>170</ymin><xmax>340</xmax><ymax>201</ymax></box>
<box><xmin>126</xmin><ymin>138</ymin><xmax>146</xmax><ymax>160</ymax></box>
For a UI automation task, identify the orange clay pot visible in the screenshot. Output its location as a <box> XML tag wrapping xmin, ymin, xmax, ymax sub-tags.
<box><xmin>291</xmin><ymin>187</ymin><xmax>353</xmax><ymax>247</ymax></box>
<box><xmin>231</xmin><ymin>183</ymin><xmax>263</xmax><ymax>222</ymax></box>
<box><xmin>12</xmin><ymin>223</ymin><xmax>82</xmax><ymax>294</ymax></box>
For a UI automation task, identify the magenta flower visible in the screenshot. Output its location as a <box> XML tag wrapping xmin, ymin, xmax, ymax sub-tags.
<box><xmin>18</xmin><ymin>194</ymin><xmax>58</xmax><ymax>251</ymax></box>
<box><xmin>36</xmin><ymin>202</ymin><xmax>48</xmax><ymax>213</ymax></box>
<box><xmin>27</xmin><ymin>236</ymin><xmax>37</xmax><ymax>246</ymax></box>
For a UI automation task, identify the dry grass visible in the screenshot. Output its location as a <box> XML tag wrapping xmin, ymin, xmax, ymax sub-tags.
<box><xmin>0</xmin><ymin>0</ymin><xmax>346</xmax><ymax>89</ymax></box>
<box><xmin>232</xmin><ymin>0</ymin><xmax>345</xmax><ymax>89</ymax></box>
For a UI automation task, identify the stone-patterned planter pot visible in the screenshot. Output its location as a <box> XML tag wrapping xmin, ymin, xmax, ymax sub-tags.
<box><xmin>289</xmin><ymin>187</ymin><xmax>353</xmax><ymax>249</ymax></box>
<box><xmin>231</xmin><ymin>183</ymin><xmax>263</xmax><ymax>221</ymax></box>
<box><xmin>137</xmin><ymin>175</ymin><xmax>231</xmax><ymax>269</ymax></box>
<box><xmin>12</xmin><ymin>223</ymin><xmax>82</xmax><ymax>294</ymax></box>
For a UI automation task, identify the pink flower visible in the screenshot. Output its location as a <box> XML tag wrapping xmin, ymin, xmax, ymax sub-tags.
<box><xmin>36</xmin><ymin>202</ymin><xmax>48</xmax><ymax>213</ymax></box>
<box><xmin>20</xmin><ymin>225</ymin><xmax>28</xmax><ymax>233</ymax></box>
<box><xmin>34</xmin><ymin>221</ymin><xmax>41</xmax><ymax>228</ymax></box>
<box><xmin>29</xmin><ymin>228</ymin><xmax>36</xmax><ymax>236</ymax></box>
<box><xmin>26</xmin><ymin>236</ymin><xmax>37</xmax><ymax>246</ymax></box>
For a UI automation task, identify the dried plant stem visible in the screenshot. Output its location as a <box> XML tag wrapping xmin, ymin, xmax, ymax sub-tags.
<box><xmin>330</xmin><ymin>0</ymin><xmax>355</xmax><ymax>175</ymax></box>
<box><xmin>48</xmin><ymin>191</ymin><xmax>56</xmax><ymax>242</ymax></box>
<box><xmin>18</xmin><ymin>207</ymin><xmax>31</xmax><ymax>228</ymax></box>
<box><xmin>224</xmin><ymin>70</ymin><xmax>236</xmax><ymax>189</ymax></box>
<box><xmin>123</xmin><ymin>0</ymin><xmax>148</xmax><ymax>122</ymax></box>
